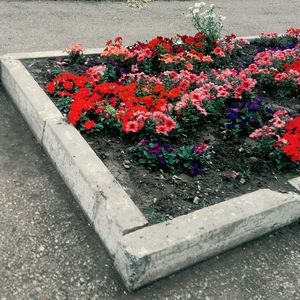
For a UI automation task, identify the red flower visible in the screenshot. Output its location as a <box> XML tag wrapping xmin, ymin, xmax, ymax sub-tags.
<box><xmin>114</xmin><ymin>36</ymin><xmax>122</xmax><ymax>43</ymax></box>
<box><xmin>281</xmin><ymin>116</ymin><xmax>300</xmax><ymax>162</ymax></box>
<box><xmin>46</xmin><ymin>82</ymin><xmax>55</xmax><ymax>94</ymax></box>
<box><xmin>62</xmin><ymin>81</ymin><xmax>73</xmax><ymax>90</ymax></box>
<box><xmin>291</xmin><ymin>60</ymin><xmax>300</xmax><ymax>72</ymax></box>
<box><xmin>83</xmin><ymin>120</ymin><xmax>96</xmax><ymax>130</ymax></box>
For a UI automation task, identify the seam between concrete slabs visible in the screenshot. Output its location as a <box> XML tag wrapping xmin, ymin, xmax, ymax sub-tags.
<box><xmin>1</xmin><ymin>47</ymin><xmax>300</xmax><ymax>291</ymax></box>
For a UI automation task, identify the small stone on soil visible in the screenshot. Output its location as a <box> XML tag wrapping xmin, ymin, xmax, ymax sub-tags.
<box><xmin>193</xmin><ymin>196</ymin><xmax>200</xmax><ymax>204</ymax></box>
<box><xmin>122</xmin><ymin>160</ymin><xmax>131</xmax><ymax>169</ymax></box>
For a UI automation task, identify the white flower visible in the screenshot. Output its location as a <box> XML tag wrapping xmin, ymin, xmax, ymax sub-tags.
<box><xmin>193</xmin><ymin>8</ymin><xmax>200</xmax><ymax>14</ymax></box>
<box><xmin>199</xmin><ymin>9</ymin><xmax>209</xmax><ymax>16</ymax></box>
<box><xmin>194</xmin><ymin>2</ymin><xmax>205</xmax><ymax>8</ymax></box>
<box><xmin>204</xmin><ymin>13</ymin><xmax>215</xmax><ymax>19</ymax></box>
<box><xmin>209</xmin><ymin>3</ymin><xmax>215</xmax><ymax>8</ymax></box>
<box><xmin>220</xmin><ymin>15</ymin><xmax>226</xmax><ymax>21</ymax></box>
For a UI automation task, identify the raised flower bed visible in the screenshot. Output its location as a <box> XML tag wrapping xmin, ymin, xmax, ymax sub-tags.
<box><xmin>1</xmin><ymin>2</ymin><xmax>300</xmax><ymax>290</ymax></box>
<box><xmin>22</xmin><ymin>28</ymin><xmax>300</xmax><ymax>224</ymax></box>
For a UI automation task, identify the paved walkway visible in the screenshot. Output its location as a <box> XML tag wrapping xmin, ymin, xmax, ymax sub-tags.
<box><xmin>1</xmin><ymin>1</ymin><xmax>300</xmax><ymax>299</ymax></box>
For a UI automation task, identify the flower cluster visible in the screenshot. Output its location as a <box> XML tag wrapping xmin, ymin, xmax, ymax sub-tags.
<box><xmin>188</xmin><ymin>2</ymin><xmax>225</xmax><ymax>42</ymax></box>
<box><xmin>129</xmin><ymin>140</ymin><xmax>210</xmax><ymax>176</ymax></box>
<box><xmin>249</xmin><ymin>110</ymin><xmax>300</xmax><ymax>167</ymax></box>
<box><xmin>63</xmin><ymin>43</ymin><xmax>85</xmax><ymax>64</ymax></box>
<box><xmin>243</xmin><ymin>30</ymin><xmax>300</xmax><ymax>95</ymax></box>
<box><xmin>225</xmin><ymin>98</ymin><xmax>273</xmax><ymax>136</ymax></box>
<box><xmin>46</xmin><ymin>26</ymin><xmax>300</xmax><ymax>175</ymax></box>
<box><xmin>281</xmin><ymin>116</ymin><xmax>300</xmax><ymax>162</ymax></box>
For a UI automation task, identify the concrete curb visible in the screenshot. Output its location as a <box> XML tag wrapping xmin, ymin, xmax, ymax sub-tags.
<box><xmin>114</xmin><ymin>189</ymin><xmax>300</xmax><ymax>290</ymax></box>
<box><xmin>2</xmin><ymin>48</ymin><xmax>104</xmax><ymax>59</ymax></box>
<box><xmin>1</xmin><ymin>44</ymin><xmax>299</xmax><ymax>291</ymax></box>
<box><xmin>0</xmin><ymin>54</ymin><xmax>148</xmax><ymax>256</ymax></box>
<box><xmin>42</xmin><ymin>117</ymin><xmax>148</xmax><ymax>254</ymax></box>
<box><xmin>289</xmin><ymin>177</ymin><xmax>300</xmax><ymax>192</ymax></box>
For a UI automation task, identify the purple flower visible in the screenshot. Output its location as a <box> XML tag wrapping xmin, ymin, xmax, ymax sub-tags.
<box><xmin>148</xmin><ymin>143</ymin><xmax>162</xmax><ymax>155</ymax></box>
<box><xmin>188</xmin><ymin>160</ymin><xmax>201</xmax><ymax>177</ymax></box>
<box><xmin>227</xmin><ymin>108</ymin><xmax>239</xmax><ymax>119</ymax></box>
<box><xmin>138</xmin><ymin>139</ymin><xmax>150</xmax><ymax>146</ymax></box>
<box><xmin>162</xmin><ymin>143</ymin><xmax>172</xmax><ymax>152</ymax></box>
<box><xmin>158</xmin><ymin>156</ymin><xmax>166</xmax><ymax>167</ymax></box>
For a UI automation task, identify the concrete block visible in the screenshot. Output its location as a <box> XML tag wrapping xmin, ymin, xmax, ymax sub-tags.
<box><xmin>289</xmin><ymin>176</ymin><xmax>300</xmax><ymax>192</ymax></box>
<box><xmin>0</xmin><ymin>58</ymin><xmax>61</xmax><ymax>142</ymax></box>
<box><xmin>2</xmin><ymin>48</ymin><xmax>104</xmax><ymax>60</ymax></box>
<box><xmin>114</xmin><ymin>189</ymin><xmax>300</xmax><ymax>290</ymax></box>
<box><xmin>42</xmin><ymin>117</ymin><xmax>148</xmax><ymax>255</ymax></box>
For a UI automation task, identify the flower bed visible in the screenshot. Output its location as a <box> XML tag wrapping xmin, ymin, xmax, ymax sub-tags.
<box><xmin>22</xmin><ymin>16</ymin><xmax>300</xmax><ymax>223</ymax></box>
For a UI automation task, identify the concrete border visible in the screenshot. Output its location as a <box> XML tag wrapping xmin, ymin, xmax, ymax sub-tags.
<box><xmin>1</xmin><ymin>43</ymin><xmax>300</xmax><ymax>290</ymax></box>
<box><xmin>0</xmin><ymin>55</ymin><xmax>148</xmax><ymax>256</ymax></box>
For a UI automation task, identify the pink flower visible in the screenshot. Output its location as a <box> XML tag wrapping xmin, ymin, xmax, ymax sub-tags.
<box><xmin>230</xmin><ymin>170</ymin><xmax>239</xmax><ymax>179</ymax></box>
<box><xmin>212</xmin><ymin>47</ymin><xmax>226</xmax><ymax>57</ymax></box>
<box><xmin>131</xmin><ymin>64</ymin><xmax>139</xmax><ymax>73</ymax></box>
<box><xmin>249</xmin><ymin>128</ymin><xmax>263</xmax><ymax>139</ymax></box>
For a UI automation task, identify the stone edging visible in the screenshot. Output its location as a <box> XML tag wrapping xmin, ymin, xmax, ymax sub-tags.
<box><xmin>1</xmin><ymin>43</ymin><xmax>299</xmax><ymax>290</ymax></box>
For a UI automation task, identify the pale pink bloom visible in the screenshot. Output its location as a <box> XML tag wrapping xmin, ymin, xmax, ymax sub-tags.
<box><xmin>56</xmin><ymin>61</ymin><xmax>68</xmax><ymax>66</ymax></box>
<box><xmin>230</xmin><ymin>170</ymin><xmax>239</xmax><ymax>179</ymax></box>
<box><xmin>202</xmin><ymin>55</ymin><xmax>213</xmax><ymax>62</ymax></box>
<box><xmin>259</xmin><ymin>69</ymin><xmax>270</xmax><ymax>74</ymax></box>
<box><xmin>273</xmin><ymin>110</ymin><xmax>289</xmax><ymax>117</ymax></box>
<box><xmin>63</xmin><ymin>43</ymin><xmax>85</xmax><ymax>54</ymax></box>
<box><xmin>249</xmin><ymin>128</ymin><xmax>263</xmax><ymax>139</ymax></box>
<box><xmin>272</xmin><ymin>117</ymin><xmax>286</xmax><ymax>128</ymax></box>
<box><xmin>274</xmin><ymin>72</ymin><xmax>289</xmax><ymax>81</ymax></box>
<box><xmin>131</xmin><ymin>64</ymin><xmax>139</xmax><ymax>73</ymax></box>
<box><xmin>260</xmin><ymin>32</ymin><xmax>279</xmax><ymax>38</ymax></box>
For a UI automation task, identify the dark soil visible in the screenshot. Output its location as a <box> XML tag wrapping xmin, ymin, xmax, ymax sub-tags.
<box><xmin>22</xmin><ymin>44</ymin><xmax>299</xmax><ymax>224</ymax></box>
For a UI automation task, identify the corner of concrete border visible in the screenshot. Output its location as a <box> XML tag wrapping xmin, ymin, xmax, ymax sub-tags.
<box><xmin>0</xmin><ymin>55</ymin><xmax>148</xmax><ymax>256</ymax></box>
<box><xmin>114</xmin><ymin>189</ymin><xmax>300</xmax><ymax>290</ymax></box>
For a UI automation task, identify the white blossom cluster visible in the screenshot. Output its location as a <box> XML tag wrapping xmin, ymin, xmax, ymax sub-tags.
<box><xmin>188</xmin><ymin>2</ymin><xmax>226</xmax><ymax>41</ymax></box>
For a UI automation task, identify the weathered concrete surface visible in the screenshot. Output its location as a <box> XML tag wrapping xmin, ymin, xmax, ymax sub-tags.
<box><xmin>1</xmin><ymin>58</ymin><xmax>61</xmax><ymax>142</ymax></box>
<box><xmin>290</xmin><ymin>177</ymin><xmax>300</xmax><ymax>192</ymax></box>
<box><xmin>115</xmin><ymin>189</ymin><xmax>300</xmax><ymax>290</ymax></box>
<box><xmin>0</xmin><ymin>0</ymin><xmax>300</xmax><ymax>56</ymax></box>
<box><xmin>1</xmin><ymin>0</ymin><xmax>300</xmax><ymax>298</ymax></box>
<box><xmin>42</xmin><ymin>117</ymin><xmax>147</xmax><ymax>255</ymax></box>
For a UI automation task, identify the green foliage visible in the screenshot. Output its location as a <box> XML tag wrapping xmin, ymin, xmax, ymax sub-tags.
<box><xmin>189</xmin><ymin>2</ymin><xmax>225</xmax><ymax>42</ymax></box>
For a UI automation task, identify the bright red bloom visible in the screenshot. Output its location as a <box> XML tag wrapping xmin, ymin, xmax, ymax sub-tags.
<box><xmin>62</xmin><ymin>81</ymin><xmax>73</xmax><ymax>90</ymax></box>
<box><xmin>281</xmin><ymin>116</ymin><xmax>300</xmax><ymax>162</ymax></box>
<box><xmin>83</xmin><ymin>120</ymin><xmax>96</xmax><ymax>130</ymax></box>
<box><xmin>46</xmin><ymin>82</ymin><xmax>55</xmax><ymax>94</ymax></box>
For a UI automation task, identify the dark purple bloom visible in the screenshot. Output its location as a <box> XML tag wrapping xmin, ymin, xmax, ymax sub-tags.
<box><xmin>225</xmin><ymin>123</ymin><xmax>234</xmax><ymax>129</ymax></box>
<box><xmin>162</xmin><ymin>143</ymin><xmax>172</xmax><ymax>152</ymax></box>
<box><xmin>227</xmin><ymin>108</ymin><xmax>239</xmax><ymax>119</ymax></box>
<box><xmin>247</xmin><ymin>98</ymin><xmax>262</xmax><ymax>112</ymax></box>
<box><xmin>188</xmin><ymin>160</ymin><xmax>201</xmax><ymax>177</ymax></box>
<box><xmin>158</xmin><ymin>156</ymin><xmax>166</xmax><ymax>167</ymax></box>
<box><xmin>265</xmin><ymin>108</ymin><xmax>275</xmax><ymax>115</ymax></box>
<box><xmin>148</xmin><ymin>143</ymin><xmax>162</xmax><ymax>155</ymax></box>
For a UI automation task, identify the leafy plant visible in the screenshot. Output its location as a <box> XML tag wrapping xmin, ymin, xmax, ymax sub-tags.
<box><xmin>225</xmin><ymin>98</ymin><xmax>273</xmax><ymax>138</ymax></box>
<box><xmin>189</xmin><ymin>2</ymin><xmax>226</xmax><ymax>42</ymax></box>
<box><xmin>63</xmin><ymin>43</ymin><xmax>85</xmax><ymax>64</ymax></box>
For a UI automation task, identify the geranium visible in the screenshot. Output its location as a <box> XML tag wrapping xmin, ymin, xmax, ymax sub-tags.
<box><xmin>83</xmin><ymin>120</ymin><xmax>96</xmax><ymax>130</ymax></box>
<box><xmin>281</xmin><ymin>116</ymin><xmax>300</xmax><ymax>161</ymax></box>
<box><xmin>63</xmin><ymin>43</ymin><xmax>85</xmax><ymax>64</ymax></box>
